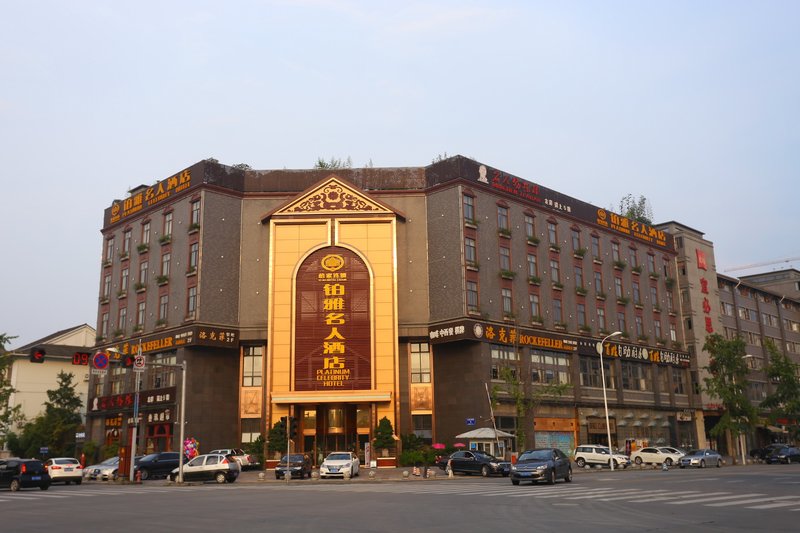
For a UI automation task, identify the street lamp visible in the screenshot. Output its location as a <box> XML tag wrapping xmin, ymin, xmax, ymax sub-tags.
<box><xmin>596</xmin><ymin>331</ymin><xmax>622</xmax><ymax>471</ymax></box>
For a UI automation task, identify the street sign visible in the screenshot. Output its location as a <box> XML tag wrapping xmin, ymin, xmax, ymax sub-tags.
<box><xmin>133</xmin><ymin>354</ymin><xmax>145</xmax><ymax>372</ymax></box>
<box><xmin>466</xmin><ymin>418</ymin><xmax>476</xmax><ymax>426</ymax></box>
<box><xmin>92</xmin><ymin>351</ymin><xmax>110</xmax><ymax>370</ymax></box>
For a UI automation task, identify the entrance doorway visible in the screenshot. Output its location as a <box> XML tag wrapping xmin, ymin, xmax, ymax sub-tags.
<box><xmin>294</xmin><ymin>404</ymin><xmax>372</xmax><ymax>465</ymax></box>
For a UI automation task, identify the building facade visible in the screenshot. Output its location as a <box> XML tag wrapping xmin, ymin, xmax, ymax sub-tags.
<box><xmin>88</xmin><ymin>156</ymin><xmax>707</xmax><ymax>464</ymax></box>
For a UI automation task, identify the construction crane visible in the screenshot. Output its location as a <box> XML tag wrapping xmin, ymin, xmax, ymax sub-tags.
<box><xmin>723</xmin><ymin>256</ymin><xmax>800</xmax><ymax>273</ymax></box>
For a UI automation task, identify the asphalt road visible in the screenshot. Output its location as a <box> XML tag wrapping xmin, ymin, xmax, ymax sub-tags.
<box><xmin>2</xmin><ymin>464</ymin><xmax>799</xmax><ymax>532</ymax></box>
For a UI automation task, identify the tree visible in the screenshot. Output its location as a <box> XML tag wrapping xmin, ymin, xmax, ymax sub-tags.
<box><xmin>761</xmin><ymin>339</ymin><xmax>800</xmax><ymax>439</ymax></box>
<box><xmin>374</xmin><ymin>416</ymin><xmax>395</xmax><ymax>451</ymax></box>
<box><xmin>615</xmin><ymin>194</ymin><xmax>654</xmax><ymax>224</ymax></box>
<box><xmin>314</xmin><ymin>156</ymin><xmax>352</xmax><ymax>170</ymax></box>
<box><xmin>267</xmin><ymin>420</ymin><xmax>287</xmax><ymax>456</ymax></box>
<box><xmin>702</xmin><ymin>334</ymin><xmax>757</xmax><ymax>445</ymax></box>
<box><xmin>0</xmin><ymin>333</ymin><xmax>24</xmax><ymax>449</ymax></box>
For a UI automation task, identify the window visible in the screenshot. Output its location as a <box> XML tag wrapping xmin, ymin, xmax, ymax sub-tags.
<box><xmin>161</xmin><ymin>253</ymin><xmax>171</xmax><ymax>277</ymax></box>
<box><xmin>120</xmin><ymin>267</ymin><xmax>129</xmax><ymax>294</ymax></box>
<box><xmin>669</xmin><ymin>323</ymin><xmax>677</xmax><ymax>342</ymax></box>
<box><xmin>502</xmin><ymin>288</ymin><xmax>513</xmax><ymax>315</ymax></box>
<box><xmin>594</xmin><ymin>271</ymin><xmax>603</xmax><ymax>293</ymax></box>
<box><xmin>647</xmin><ymin>254</ymin><xmax>656</xmax><ymax>274</ymax></box>
<box><xmin>139</xmin><ymin>260</ymin><xmax>148</xmax><ymax>285</ymax></box>
<box><xmin>666</xmin><ymin>291</ymin><xmax>674</xmax><ymax>312</ymax></box>
<box><xmin>527</xmin><ymin>254</ymin><xmax>538</xmax><ymax>277</ymax></box>
<box><xmin>571</xmin><ymin>228</ymin><xmax>581</xmax><ymax>251</ymax></box>
<box><xmin>105</xmin><ymin>237</ymin><xmax>114</xmax><ymax>263</ymax></box>
<box><xmin>547</xmin><ymin>222</ymin><xmax>558</xmax><ymax>245</ymax></box>
<box><xmin>191</xmin><ymin>200</ymin><xmax>201</xmax><ymax>226</ymax></box>
<box><xmin>552</xmin><ymin>299</ymin><xmax>563</xmax><ymax>324</ymax></box>
<box><xmin>110</xmin><ymin>366</ymin><xmax>125</xmax><ymax>395</ymax></box>
<box><xmin>577</xmin><ymin>303</ymin><xmax>586</xmax><ymax>327</ymax></box>
<box><xmin>463</xmin><ymin>194</ymin><xmax>475</xmax><ymax>222</ymax></box>
<box><xmin>662</xmin><ymin>258</ymin><xmax>670</xmax><ymax>277</ymax></box>
<box><xmin>632</xmin><ymin>281</ymin><xmax>640</xmax><ymax>304</ymax></box>
<box><xmin>672</xmin><ymin>367</ymin><xmax>687</xmax><ymax>394</ymax></box>
<box><xmin>151</xmin><ymin>352</ymin><xmax>176</xmax><ymax>389</ymax></box>
<box><xmin>617</xmin><ymin>311</ymin><xmax>626</xmax><ymax>332</ymax></box>
<box><xmin>189</xmin><ymin>242</ymin><xmax>199</xmax><ymax>271</ymax></box>
<box><xmin>497</xmin><ymin>205</ymin><xmax>509</xmax><ymax>231</ymax></box>
<box><xmin>410</xmin><ymin>342</ymin><xmax>431</xmax><ymax>383</ymax></box>
<box><xmin>467</xmin><ymin>281</ymin><xmax>479</xmax><ymax>313</ymax></box>
<box><xmin>614</xmin><ymin>277</ymin><xmax>623</xmax><ymax>298</ymax></box>
<box><xmin>635</xmin><ymin>316</ymin><xmax>644</xmax><ymax>336</ymax></box>
<box><xmin>574</xmin><ymin>265</ymin><xmax>584</xmax><ymax>288</ymax></box>
<box><xmin>531</xmin><ymin>350</ymin><xmax>571</xmax><ymax>384</ymax></box>
<box><xmin>529</xmin><ymin>294</ymin><xmax>540</xmax><ymax>318</ymax></box>
<box><xmin>242</xmin><ymin>346</ymin><xmax>263</xmax><ymax>387</ymax></box>
<box><xmin>591</xmin><ymin>235</ymin><xmax>601</xmax><ymax>260</ymax></box>
<box><xmin>136</xmin><ymin>302</ymin><xmax>146</xmax><ymax>328</ymax></box>
<box><xmin>629</xmin><ymin>248</ymin><xmax>638</xmax><ymax>269</ymax></box>
<box><xmin>650</xmin><ymin>286</ymin><xmax>658</xmax><ymax>306</ymax></box>
<box><xmin>597</xmin><ymin>308</ymin><xmax>606</xmax><ymax>331</ymax></box>
<box><xmin>122</xmin><ymin>229</ymin><xmax>132</xmax><ymax>256</ymax></box>
<box><xmin>500</xmin><ymin>246</ymin><xmax>511</xmax><ymax>271</ymax></box>
<box><xmin>550</xmin><ymin>260</ymin><xmax>560</xmax><ymax>284</ymax></box>
<box><xmin>524</xmin><ymin>215</ymin><xmax>535</xmax><ymax>239</ymax></box>
<box><xmin>465</xmin><ymin>237</ymin><xmax>477</xmax><ymax>265</ymax></box>
<box><xmin>103</xmin><ymin>274</ymin><xmax>112</xmax><ymax>299</ymax></box>
<box><xmin>158</xmin><ymin>294</ymin><xmax>168</xmax><ymax>321</ymax></box>
<box><xmin>117</xmin><ymin>307</ymin><xmax>127</xmax><ymax>333</ymax></box>
<box><xmin>142</xmin><ymin>221</ymin><xmax>151</xmax><ymax>245</ymax></box>
<box><xmin>580</xmin><ymin>356</ymin><xmax>615</xmax><ymax>389</ymax></box>
<box><xmin>163</xmin><ymin>211</ymin><xmax>173</xmax><ymax>237</ymax></box>
<box><xmin>621</xmin><ymin>361</ymin><xmax>651</xmax><ymax>391</ymax></box>
<box><xmin>654</xmin><ymin>320</ymin><xmax>662</xmax><ymax>339</ymax></box>
<box><xmin>187</xmin><ymin>286</ymin><xmax>197</xmax><ymax>318</ymax></box>
<box><xmin>101</xmin><ymin>312</ymin><xmax>109</xmax><ymax>338</ymax></box>
<box><xmin>412</xmin><ymin>415</ymin><xmax>433</xmax><ymax>443</ymax></box>
<box><xmin>611</xmin><ymin>242</ymin><xmax>621</xmax><ymax>262</ymax></box>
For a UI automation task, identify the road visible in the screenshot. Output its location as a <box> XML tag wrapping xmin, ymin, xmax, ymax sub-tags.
<box><xmin>2</xmin><ymin>464</ymin><xmax>799</xmax><ymax>532</ymax></box>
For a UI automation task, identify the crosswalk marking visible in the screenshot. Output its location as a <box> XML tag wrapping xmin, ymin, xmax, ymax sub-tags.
<box><xmin>742</xmin><ymin>497</ymin><xmax>800</xmax><ymax>510</ymax></box>
<box><xmin>667</xmin><ymin>493</ymin><xmax>764</xmax><ymax>505</ymax></box>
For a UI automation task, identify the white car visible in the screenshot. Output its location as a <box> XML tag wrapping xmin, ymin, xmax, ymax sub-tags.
<box><xmin>630</xmin><ymin>447</ymin><xmax>684</xmax><ymax>466</ymax></box>
<box><xmin>44</xmin><ymin>457</ymin><xmax>83</xmax><ymax>484</ymax></box>
<box><xmin>319</xmin><ymin>452</ymin><xmax>360</xmax><ymax>479</ymax></box>
<box><xmin>169</xmin><ymin>453</ymin><xmax>240</xmax><ymax>483</ymax></box>
<box><xmin>84</xmin><ymin>456</ymin><xmax>120</xmax><ymax>481</ymax></box>
<box><xmin>573</xmin><ymin>445</ymin><xmax>630</xmax><ymax>469</ymax></box>
<box><xmin>208</xmin><ymin>448</ymin><xmax>255</xmax><ymax>469</ymax></box>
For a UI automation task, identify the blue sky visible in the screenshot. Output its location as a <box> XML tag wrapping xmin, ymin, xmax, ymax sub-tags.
<box><xmin>2</xmin><ymin>1</ymin><xmax>798</xmax><ymax>348</ymax></box>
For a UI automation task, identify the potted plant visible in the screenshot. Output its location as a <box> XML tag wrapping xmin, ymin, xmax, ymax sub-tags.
<box><xmin>374</xmin><ymin>416</ymin><xmax>395</xmax><ymax>458</ymax></box>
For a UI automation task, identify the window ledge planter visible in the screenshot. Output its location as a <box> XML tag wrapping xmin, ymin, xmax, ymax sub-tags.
<box><xmin>552</xmin><ymin>282</ymin><xmax>564</xmax><ymax>290</ymax></box>
<box><xmin>464</xmin><ymin>218</ymin><xmax>479</xmax><ymax>228</ymax></box>
<box><xmin>186</xmin><ymin>267</ymin><xmax>197</xmax><ymax>277</ymax></box>
<box><xmin>113</xmin><ymin>329</ymin><xmax>124</xmax><ymax>338</ymax></box>
<box><xmin>631</xmin><ymin>266</ymin><xmax>643</xmax><ymax>275</ymax></box>
<box><xmin>573</xmin><ymin>248</ymin><xmax>587</xmax><ymax>259</ymax></box>
<box><xmin>134</xmin><ymin>283</ymin><xmax>146</xmax><ymax>293</ymax></box>
<box><xmin>188</xmin><ymin>223</ymin><xmax>201</xmax><ymax>233</ymax></box>
<box><xmin>466</xmin><ymin>262</ymin><xmax>480</xmax><ymax>272</ymax></box>
<box><xmin>500</xmin><ymin>270</ymin><xmax>517</xmax><ymax>280</ymax></box>
<box><xmin>593</xmin><ymin>258</ymin><xmax>603</xmax><ymax>265</ymax></box>
<box><xmin>616</xmin><ymin>297</ymin><xmax>630</xmax><ymax>305</ymax></box>
<box><xmin>575</xmin><ymin>287</ymin><xmax>588</xmax><ymax>296</ymax></box>
<box><xmin>503</xmin><ymin>313</ymin><xmax>516</xmax><ymax>322</ymax></box>
<box><xmin>156</xmin><ymin>275</ymin><xmax>169</xmax><ymax>286</ymax></box>
<box><xmin>549</xmin><ymin>244</ymin><xmax>561</xmax><ymax>253</ymax></box>
<box><xmin>634</xmin><ymin>303</ymin><xmax>644</xmax><ymax>309</ymax></box>
<box><xmin>554</xmin><ymin>323</ymin><xmax>567</xmax><ymax>331</ymax></box>
<box><xmin>117</xmin><ymin>291</ymin><xmax>127</xmax><ymax>299</ymax></box>
<box><xmin>528</xmin><ymin>276</ymin><xmax>541</xmax><ymax>286</ymax></box>
<box><xmin>531</xmin><ymin>316</ymin><xmax>544</xmax><ymax>326</ymax></box>
<box><xmin>102</xmin><ymin>260</ymin><xmax>112</xmax><ymax>268</ymax></box>
<box><xmin>498</xmin><ymin>229</ymin><xmax>512</xmax><ymax>239</ymax></box>
<box><xmin>613</xmin><ymin>260</ymin><xmax>627</xmax><ymax>270</ymax></box>
<box><xmin>159</xmin><ymin>234</ymin><xmax>172</xmax><ymax>245</ymax></box>
<box><xmin>637</xmin><ymin>335</ymin><xmax>649</xmax><ymax>343</ymax></box>
<box><xmin>137</xmin><ymin>244</ymin><xmax>150</xmax><ymax>254</ymax></box>
<box><xmin>99</xmin><ymin>297</ymin><xmax>110</xmax><ymax>305</ymax></box>
<box><xmin>653</xmin><ymin>306</ymin><xmax>662</xmax><ymax>313</ymax></box>
<box><xmin>579</xmin><ymin>326</ymin><xmax>593</xmax><ymax>334</ymax></box>
<box><xmin>155</xmin><ymin>319</ymin><xmax>167</xmax><ymax>328</ymax></box>
<box><xmin>596</xmin><ymin>293</ymin><xmax>607</xmax><ymax>301</ymax></box>
<box><xmin>649</xmin><ymin>272</ymin><xmax>660</xmax><ymax>280</ymax></box>
<box><xmin>527</xmin><ymin>237</ymin><xmax>540</xmax><ymax>246</ymax></box>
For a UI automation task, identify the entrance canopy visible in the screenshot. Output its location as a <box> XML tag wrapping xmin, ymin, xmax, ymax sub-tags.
<box><xmin>455</xmin><ymin>428</ymin><xmax>514</xmax><ymax>439</ymax></box>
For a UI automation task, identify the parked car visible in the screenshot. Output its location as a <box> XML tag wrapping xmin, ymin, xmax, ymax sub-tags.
<box><xmin>765</xmin><ymin>446</ymin><xmax>800</xmax><ymax>464</ymax></box>
<box><xmin>750</xmin><ymin>443</ymin><xmax>787</xmax><ymax>462</ymax></box>
<box><xmin>44</xmin><ymin>457</ymin><xmax>83</xmax><ymax>484</ymax></box>
<box><xmin>573</xmin><ymin>445</ymin><xmax>630</xmax><ymax>469</ymax></box>
<box><xmin>319</xmin><ymin>452</ymin><xmax>359</xmax><ymax>479</ymax></box>
<box><xmin>135</xmin><ymin>452</ymin><xmax>183</xmax><ymax>480</ymax></box>
<box><xmin>678</xmin><ymin>449</ymin><xmax>723</xmax><ymax>468</ymax></box>
<box><xmin>630</xmin><ymin>447</ymin><xmax>684</xmax><ymax>466</ymax></box>
<box><xmin>169</xmin><ymin>453</ymin><xmax>240</xmax><ymax>483</ymax></box>
<box><xmin>437</xmin><ymin>450</ymin><xmax>511</xmax><ymax>477</ymax></box>
<box><xmin>84</xmin><ymin>457</ymin><xmax>119</xmax><ymax>481</ymax></box>
<box><xmin>0</xmin><ymin>458</ymin><xmax>51</xmax><ymax>491</ymax></box>
<box><xmin>659</xmin><ymin>446</ymin><xmax>688</xmax><ymax>456</ymax></box>
<box><xmin>207</xmin><ymin>448</ymin><xmax>257</xmax><ymax>470</ymax></box>
<box><xmin>510</xmin><ymin>448</ymin><xmax>573</xmax><ymax>485</ymax></box>
<box><xmin>275</xmin><ymin>453</ymin><xmax>312</xmax><ymax>479</ymax></box>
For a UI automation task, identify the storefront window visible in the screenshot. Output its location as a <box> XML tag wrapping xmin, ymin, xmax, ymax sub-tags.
<box><xmin>410</xmin><ymin>342</ymin><xmax>431</xmax><ymax>383</ymax></box>
<box><xmin>242</xmin><ymin>346</ymin><xmax>263</xmax><ymax>386</ymax></box>
<box><xmin>328</xmin><ymin>407</ymin><xmax>344</xmax><ymax>433</ymax></box>
<box><xmin>579</xmin><ymin>356</ymin><xmax>615</xmax><ymax>389</ymax></box>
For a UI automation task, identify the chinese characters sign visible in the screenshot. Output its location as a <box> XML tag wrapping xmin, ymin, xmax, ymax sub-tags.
<box><xmin>107</xmin><ymin>168</ymin><xmax>193</xmax><ymax>225</ymax></box>
<box><xmin>295</xmin><ymin>247</ymin><xmax>371</xmax><ymax>390</ymax></box>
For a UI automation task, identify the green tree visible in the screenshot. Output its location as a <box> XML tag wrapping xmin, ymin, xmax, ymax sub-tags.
<box><xmin>702</xmin><ymin>334</ymin><xmax>757</xmax><ymax>442</ymax></box>
<box><xmin>314</xmin><ymin>156</ymin><xmax>352</xmax><ymax>170</ymax></box>
<box><xmin>761</xmin><ymin>339</ymin><xmax>800</xmax><ymax>439</ymax></box>
<box><xmin>267</xmin><ymin>420</ymin><xmax>287</xmax><ymax>455</ymax></box>
<box><xmin>374</xmin><ymin>416</ymin><xmax>395</xmax><ymax>451</ymax></box>
<box><xmin>0</xmin><ymin>333</ymin><xmax>24</xmax><ymax>449</ymax></box>
<box><xmin>616</xmin><ymin>194</ymin><xmax>653</xmax><ymax>224</ymax></box>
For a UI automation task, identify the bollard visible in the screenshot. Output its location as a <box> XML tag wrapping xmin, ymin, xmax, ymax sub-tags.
<box><xmin>368</xmin><ymin>470</ymin><xmax>376</xmax><ymax>479</ymax></box>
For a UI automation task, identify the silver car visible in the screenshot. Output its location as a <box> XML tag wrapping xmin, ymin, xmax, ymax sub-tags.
<box><xmin>679</xmin><ymin>449</ymin><xmax>723</xmax><ymax>468</ymax></box>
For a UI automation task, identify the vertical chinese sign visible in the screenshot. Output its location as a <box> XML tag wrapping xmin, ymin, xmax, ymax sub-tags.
<box><xmin>295</xmin><ymin>247</ymin><xmax>372</xmax><ymax>390</ymax></box>
<box><xmin>697</xmin><ymin>249</ymin><xmax>714</xmax><ymax>333</ymax></box>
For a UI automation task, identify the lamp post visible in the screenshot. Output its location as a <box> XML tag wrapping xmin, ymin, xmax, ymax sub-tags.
<box><xmin>596</xmin><ymin>331</ymin><xmax>622</xmax><ymax>471</ymax></box>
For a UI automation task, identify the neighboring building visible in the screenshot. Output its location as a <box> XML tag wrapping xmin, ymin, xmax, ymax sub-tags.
<box><xmin>88</xmin><ymin>156</ymin><xmax>701</xmax><ymax>464</ymax></box>
<box><xmin>2</xmin><ymin>324</ymin><xmax>95</xmax><ymax>457</ymax></box>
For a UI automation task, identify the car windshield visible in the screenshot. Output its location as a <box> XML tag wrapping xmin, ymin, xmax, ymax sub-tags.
<box><xmin>327</xmin><ymin>453</ymin><xmax>351</xmax><ymax>461</ymax></box>
<box><xmin>140</xmin><ymin>453</ymin><xmax>159</xmax><ymax>461</ymax></box>
<box><xmin>518</xmin><ymin>450</ymin><xmax>553</xmax><ymax>462</ymax></box>
<box><xmin>685</xmin><ymin>450</ymin><xmax>704</xmax><ymax>456</ymax></box>
<box><xmin>281</xmin><ymin>455</ymin><xmax>305</xmax><ymax>462</ymax></box>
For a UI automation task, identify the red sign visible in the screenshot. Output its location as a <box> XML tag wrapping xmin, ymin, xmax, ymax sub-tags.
<box><xmin>294</xmin><ymin>247</ymin><xmax>371</xmax><ymax>391</ymax></box>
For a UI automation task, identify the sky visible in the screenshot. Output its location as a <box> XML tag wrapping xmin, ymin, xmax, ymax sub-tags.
<box><xmin>2</xmin><ymin>1</ymin><xmax>799</xmax><ymax>349</ymax></box>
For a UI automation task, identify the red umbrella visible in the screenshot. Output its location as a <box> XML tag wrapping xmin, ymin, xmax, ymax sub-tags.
<box><xmin>432</xmin><ymin>443</ymin><xmax>446</xmax><ymax>450</ymax></box>
<box><xmin>453</xmin><ymin>442</ymin><xmax>466</xmax><ymax>448</ymax></box>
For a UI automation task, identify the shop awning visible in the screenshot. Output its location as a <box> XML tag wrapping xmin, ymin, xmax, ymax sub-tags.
<box><xmin>767</xmin><ymin>425</ymin><xmax>787</xmax><ymax>434</ymax></box>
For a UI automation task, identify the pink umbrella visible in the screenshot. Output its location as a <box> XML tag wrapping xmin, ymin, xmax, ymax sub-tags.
<box><xmin>432</xmin><ymin>443</ymin><xmax>446</xmax><ymax>450</ymax></box>
<box><xmin>453</xmin><ymin>442</ymin><xmax>466</xmax><ymax>448</ymax></box>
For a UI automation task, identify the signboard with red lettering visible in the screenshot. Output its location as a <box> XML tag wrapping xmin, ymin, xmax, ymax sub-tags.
<box><xmin>294</xmin><ymin>247</ymin><xmax>371</xmax><ymax>391</ymax></box>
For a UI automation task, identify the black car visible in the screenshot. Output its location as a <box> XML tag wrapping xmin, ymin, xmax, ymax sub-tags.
<box><xmin>0</xmin><ymin>458</ymin><xmax>51</xmax><ymax>491</ymax></box>
<box><xmin>135</xmin><ymin>452</ymin><xmax>183</xmax><ymax>480</ymax></box>
<box><xmin>765</xmin><ymin>446</ymin><xmax>800</xmax><ymax>464</ymax></box>
<box><xmin>750</xmin><ymin>443</ymin><xmax>786</xmax><ymax>462</ymax></box>
<box><xmin>438</xmin><ymin>450</ymin><xmax>511</xmax><ymax>477</ymax></box>
<box><xmin>510</xmin><ymin>448</ymin><xmax>573</xmax><ymax>486</ymax></box>
<box><xmin>275</xmin><ymin>454</ymin><xmax>313</xmax><ymax>479</ymax></box>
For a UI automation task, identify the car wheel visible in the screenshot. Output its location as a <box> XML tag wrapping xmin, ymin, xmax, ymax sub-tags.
<box><xmin>717</xmin><ymin>459</ymin><xmax>722</xmax><ymax>468</ymax></box>
<box><xmin>547</xmin><ymin>469</ymin><xmax>556</xmax><ymax>485</ymax></box>
<box><xmin>565</xmin><ymin>468</ymin><xmax>573</xmax><ymax>482</ymax></box>
<box><xmin>699</xmin><ymin>460</ymin><xmax>706</xmax><ymax>468</ymax></box>
<box><xmin>502</xmin><ymin>473</ymin><xmax>509</xmax><ymax>477</ymax></box>
<box><xmin>40</xmin><ymin>484</ymin><xmax>49</xmax><ymax>491</ymax></box>
<box><xmin>65</xmin><ymin>481</ymin><xmax>71</xmax><ymax>485</ymax></box>
<box><xmin>112</xmin><ymin>470</ymin><xmax>118</xmax><ymax>481</ymax></box>
<box><xmin>512</xmin><ymin>479</ymin><xmax>520</xmax><ymax>486</ymax></box>
<box><xmin>665</xmin><ymin>458</ymin><xmax>673</xmax><ymax>466</ymax></box>
<box><xmin>634</xmin><ymin>457</ymin><xmax>643</xmax><ymax>465</ymax></box>
<box><xmin>215</xmin><ymin>472</ymin><xmax>227</xmax><ymax>484</ymax></box>
<box><xmin>140</xmin><ymin>469</ymin><xmax>150</xmax><ymax>480</ymax></box>
<box><xmin>10</xmin><ymin>480</ymin><xmax>20</xmax><ymax>492</ymax></box>
<box><xmin>576</xmin><ymin>457</ymin><xmax>586</xmax><ymax>468</ymax></box>
<box><xmin>481</xmin><ymin>465</ymin><xmax>490</xmax><ymax>477</ymax></box>
<box><xmin>76</xmin><ymin>479</ymin><xmax>82</xmax><ymax>485</ymax></box>
<box><xmin>679</xmin><ymin>465</ymin><xmax>685</xmax><ymax>469</ymax></box>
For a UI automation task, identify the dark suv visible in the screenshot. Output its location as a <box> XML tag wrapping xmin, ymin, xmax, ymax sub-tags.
<box><xmin>0</xmin><ymin>458</ymin><xmax>51</xmax><ymax>491</ymax></box>
<box><xmin>134</xmin><ymin>452</ymin><xmax>183</xmax><ymax>480</ymax></box>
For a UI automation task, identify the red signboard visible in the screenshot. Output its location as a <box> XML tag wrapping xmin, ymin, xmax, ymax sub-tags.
<box><xmin>294</xmin><ymin>247</ymin><xmax>371</xmax><ymax>391</ymax></box>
